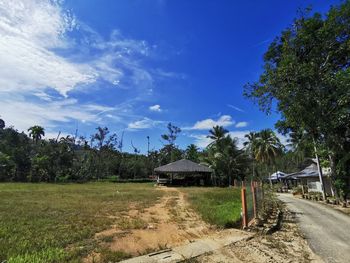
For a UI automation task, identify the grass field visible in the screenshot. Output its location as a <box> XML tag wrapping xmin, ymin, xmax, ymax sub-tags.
<box><xmin>182</xmin><ymin>187</ymin><xmax>242</xmax><ymax>227</ymax></box>
<box><xmin>0</xmin><ymin>183</ymin><xmax>163</xmax><ymax>263</ymax></box>
<box><xmin>0</xmin><ymin>183</ymin><xmax>242</xmax><ymax>263</ymax></box>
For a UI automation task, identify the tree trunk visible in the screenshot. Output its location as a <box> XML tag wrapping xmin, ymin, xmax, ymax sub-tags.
<box><xmin>313</xmin><ymin>137</ymin><xmax>326</xmax><ymax>200</ymax></box>
<box><xmin>328</xmin><ymin>153</ymin><xmax>338</xmax><ymax>198</ymax></box>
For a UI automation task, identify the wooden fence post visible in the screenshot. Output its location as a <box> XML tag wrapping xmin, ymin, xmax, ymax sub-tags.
<box><xmin>252</xmin><ymin>184</ymin><xmax>257</xmax><ymax>219</ymax></box>
<box><xmin>241</xmin><ymin>187</ymin><xmax>248</xmax><ymax>228</ymax></box>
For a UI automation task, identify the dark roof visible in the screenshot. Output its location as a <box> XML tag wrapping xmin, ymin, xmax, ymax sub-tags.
<box><xmin>286</xmin><ymin>163</ymin><xmax>319</xmax><ymax>178</ymax></box>
<box><xmin>154</xmin><ymin>159</ymin><xmax>213</xmax><ymax>173</ymax></box>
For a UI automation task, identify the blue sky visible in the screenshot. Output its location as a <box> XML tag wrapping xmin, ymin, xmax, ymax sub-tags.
<box><xmin>0</xmin><ymin>0</ymin><xmax>339</xmax><ymax>153</ymax></box>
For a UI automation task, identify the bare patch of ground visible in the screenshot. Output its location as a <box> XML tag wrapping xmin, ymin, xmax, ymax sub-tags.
<box><xmin>84</xmin><ymin>187</ymin><xmax>215</xmax><ymax>262</ymax></box>
<box><xmin>194</xmin><ymin>209</ymin><xmax>323</xmax><ymax>263</ymax></box>
<box><xmin>325</xmin><ymin>203</ymin><xmax>350</xmax><ymax>215</ymax></box>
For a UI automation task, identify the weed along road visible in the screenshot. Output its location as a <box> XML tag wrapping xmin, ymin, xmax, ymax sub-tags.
<box><xmin>278</xmin><ymin>194</ymin><xmax>350</xmax><ymax>263</ymax></box>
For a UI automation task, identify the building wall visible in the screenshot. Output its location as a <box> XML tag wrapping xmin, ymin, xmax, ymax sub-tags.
<box><xmin>302</xmin><ymin>177</ymin><xmax>333</xmax><ymax>196</ymax></box>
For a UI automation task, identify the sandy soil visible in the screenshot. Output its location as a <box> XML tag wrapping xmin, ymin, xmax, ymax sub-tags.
<box><xmin>84</xmin><ymin>187</ymin><xmax>214</xmax><ymax>262</ymax></box>
<box><xmin>195</xmin><ymin>209</ymin><xmax>323</xmax><ymax>263</ymax></box>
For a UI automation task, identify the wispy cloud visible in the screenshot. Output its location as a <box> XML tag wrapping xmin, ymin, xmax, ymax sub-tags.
<box><xmin>227</xmin><ymin>104</ymin><xmax>244</xmax><ymax>113</ymax></box>
<box><xmin>0</xmin><ymin>0</ymin><xmax>171</xmax><ymax>133</ymax></box>
<box><xmin>235</xmin><ymin>121</ymin><xmax>248</xmax><ymax>128</ymax></box>
<box><xmin>0</xmin><ymin>0</ymin><xmax>95</xmax><ymax>97</ymax></box>
<box><xmin>127</xmin><ymin>118</ymin><xmax>164</xmax><ymax>131</ymax></box>
<box><xmin>253</xmin><ymin>38</ymin><xmax>271</xmax><ymax>48</ymax></box>
<box><xmin>149</xmin><ymin>104</ymin><xmax>162</xmax><ymax>112</ymax></box>
<box><xmin>183</xmin><ymin>115</ymin><xmax>234</xmax><ymax>130</ymax></box>
<box><xmin>0</xmin><ymin>96</ymin><xmax>114</xmax><ymax>131</ymax></box>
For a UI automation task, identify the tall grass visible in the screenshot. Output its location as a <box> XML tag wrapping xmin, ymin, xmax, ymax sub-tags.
<box><xmin>181</xmin><ymin>187</ymin><xmax>242</xmax><ymax>227</ymax></box>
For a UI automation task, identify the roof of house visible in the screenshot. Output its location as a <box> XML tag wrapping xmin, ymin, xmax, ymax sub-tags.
<box><xmin>270</xmin><ymin>171</ymin><xmax>287</xmax><ymax>180</ymax></box>
<box><xmin>154</xmin><ymin>159</ymin><xmax>213</xmax><ymax>173</ymax></box>
<box><xmin>287</xmin><ymin>163</ymin><xmax>320</xmax><ymax>178</ymax></box>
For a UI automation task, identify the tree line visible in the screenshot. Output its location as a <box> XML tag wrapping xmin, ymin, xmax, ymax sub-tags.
<box><xmin>1</xmin><ymin>118</ymin><xmax>300</xmax><ymax>185</ymax></box>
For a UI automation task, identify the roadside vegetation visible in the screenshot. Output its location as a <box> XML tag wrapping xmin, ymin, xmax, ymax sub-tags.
<box><xmin>182</xmin><ymin>187</ymin><xmax>242</xmax><ymax>227</ymax></box>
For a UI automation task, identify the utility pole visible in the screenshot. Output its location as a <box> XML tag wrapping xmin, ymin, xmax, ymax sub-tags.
<box><xmin>146</xmin><ymin>136</ymin><xmax>150</xmax><ymax>156</ymax></box>
<box><xmin>313</xmin><ymin>137</ymin><xmax>326</xmax><ymax>200</ymax></box>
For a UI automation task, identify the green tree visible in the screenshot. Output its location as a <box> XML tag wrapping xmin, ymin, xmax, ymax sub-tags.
<box><xmin>244</xmin><ymin>2</ymin><xmax>350</xmax><ymax>198</ymax></box>
<box><xmin>207</xmin><ymin>125</ymin><xmax>228</xmax><ymax>149</ymax></box>
<box><xmin>28</xmin><ymin>125</ymin><xmax>45</xmax><ymax>144</ymax></box>
<box><xmin>0</xmin><ymin>118</ymin><xmax>5</xmax><ymax>129</ymax></box>
<box><xmin>254</xmin><ymin>129</ymin><xmax>283</xmax><ymax>185</ymax></box>
<box><xmin>203</xmin><ymin>127</ymin><xmax>249</xmax><ymax>186</ymax></box>
<box><xmin>185</xmin><ymin>144</ymin><xmax>200</xmax><ymax>162</ymax></box>
<box><xmin>243</xmin><ymin>131</ymin><xmax>259</xmax><ymax>178</ymax></box>
<box><xmin>161</xmin><ymin>123</ymin><xmax>182</xmax><ymax>163</ymax></box>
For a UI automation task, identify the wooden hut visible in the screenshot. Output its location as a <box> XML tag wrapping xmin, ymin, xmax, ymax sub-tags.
<box><xmin>154</xmin><ymin>159</ymin><xmax>213</xmax><ymax>186</ymax></box>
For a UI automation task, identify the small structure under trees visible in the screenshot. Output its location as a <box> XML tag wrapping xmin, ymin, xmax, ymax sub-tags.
<box><xmin>154</xmin><ymin>159</ymin><xmax>213</xmax><ymax>186</ymax></box>
<box><xmin>286</xmin><ymin>161</ymin><xmax>333</xmax><ymax>196</ymax></box>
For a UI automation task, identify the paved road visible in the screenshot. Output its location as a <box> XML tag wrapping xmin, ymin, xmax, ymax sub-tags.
<box><xmin>278</xmin><ymin>194</ymin><xmax>350</xmax><ymax>263</ymax></box>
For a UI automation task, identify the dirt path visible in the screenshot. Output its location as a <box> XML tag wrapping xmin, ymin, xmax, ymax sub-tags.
<box><xmin>278</xmin><ymin>194</ymin><xmax>350</xmax><ymax>263</ymax></box>
<box><xmin>85</xmin><ymin>187</ymin><xmax>214</xmax><ymax>261</ymax></box>
<box><xmin>195</xmin><ymin>208</ymin><xmax>323</xmax><ymax>263</ymax></box>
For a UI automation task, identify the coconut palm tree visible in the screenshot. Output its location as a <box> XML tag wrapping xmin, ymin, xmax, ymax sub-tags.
<box><xmin>244</xmin><ymin>132</ymin><xmax>259</xmax><ymax>157</ymax></box>
<box><xmin>207</xmin><ymin>125</ymin><xmax>229</xmax><ymax>149</ymax></box>
<box><xmin>243</xmin><ymin>131</ymin><xmax>259</xmax><ymax>178</ymax></box>
<box><xmin>28</xmin><ymin>125</ymin><xmax>45</xmax><ymax>144</ymax></box>
<box><xmin>185</xmin><ymin>144</ymin><xmax>199</xmax><ymax>162</ymax></box>
<box><xmin>254</xmin><ymin>129</ymin><xmax>283</xmax><ymax>186</ymax></box>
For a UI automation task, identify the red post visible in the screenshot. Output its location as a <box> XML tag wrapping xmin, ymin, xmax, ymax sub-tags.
<box><xmin>241</xmin><ymin>187</ymin><xmax>248</xmax><ymax>228</ymax></box>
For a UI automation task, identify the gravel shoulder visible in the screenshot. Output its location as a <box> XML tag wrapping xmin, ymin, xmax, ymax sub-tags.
<box><xmin>278</xmin><ymin>194</ymin><xmax>350</xmax><ymax>263</ymax></box>
<box><xmin>195</xmin><ymin>207</ymin><xmax>322</xmax><ymax>263</ymax></box>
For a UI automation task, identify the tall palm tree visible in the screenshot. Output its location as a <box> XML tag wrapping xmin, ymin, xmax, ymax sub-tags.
<box><xmin>185</xmin><ymin>144</ymin><xmax>199</xmax><ymax>162</ymax></box>
<box><xmin>28</xmin><ymin>125</ymin><xmax>45</xmax><ymax>144</ymax></box>
<box><xmin>254</xmin><ymin>129</ymin><xmax>283</xmax><ymax>164</ymax></box>
<box><xmin>207</xmin><ymin>125</ymin><xmax>229</xmax><ymax>148</ymax></box>
<box><xmin>254</xmin><ymin>129</ymin><xmax>283</xmax><ymax>186</ymax></box>
<box><xmin>244</xmin><ymin>132</ymin><xmax>259</xmax><ymax>156</ymax></box>
<box><xmin>243</xmin><ymin>131</ymin><xmax>259</xmax><ymax>177</ymax></box>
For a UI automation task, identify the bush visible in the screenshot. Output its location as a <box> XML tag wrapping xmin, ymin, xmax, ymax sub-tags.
<box><xmin>292</xmin><ymin>186</ymin><xmax>303</xmax><ymax>195</ymax></box>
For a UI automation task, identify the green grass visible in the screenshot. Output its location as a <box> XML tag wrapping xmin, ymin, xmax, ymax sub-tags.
<box><xmin>0</xmin><ymin>182</ymin><xmax>163</xmax><ymax>262</ymax></box>
<box><xmin>181</xmin><ymin>187</ymin><xmax>242</xmax><ymax>227</ymax></box>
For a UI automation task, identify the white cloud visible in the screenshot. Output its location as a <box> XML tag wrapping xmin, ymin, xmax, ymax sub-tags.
<box><xmin>0</xmin><ymin>0</ymin><xmax>96</xmax><ymax>97</ymax></box>
<box><xmin>0</xmin><ymin>96</ymin><xmax>114</xmax><ymax>132</ymax></box>
<box><xmin>149</xmin><ymin>104</ymin><xmax>162</xmax><ymax>112</ymax></box>
<box><xmin>228</xmin><ymin>131</ymin><xmax>250</xmax><ymax>149</ymax></box>
<box><xmin>227</xmin><ymin>104</ymin><xmax>244</xmax><ymax>112</ymax></box>
<box><xmin>189</xmin><ymin>134</ymin><xmax>213</xmax><ymax>148</ymax></box>
<box><xmin>127</xmin><ymin>118</ymin><xmax>163</xmax><ymax>130</ymax></box>
<box><xmin>0</xmin><ymin>0</ymin><xmax>171</xmax><ymax>133</ymax></box>
<box><xmin>235</xmin><ymin>121</ymin><xmax>248</xmax><ymax>128</ymax></box>
<box><xmin>276</xmin><ymin>132</ymin><xmax>289</xmax><ymax>147</ymax></box>
<box><xmin>184</xmin><ymin>115</ymin><xmax>234</xmax><ymax>130</ymax></box>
